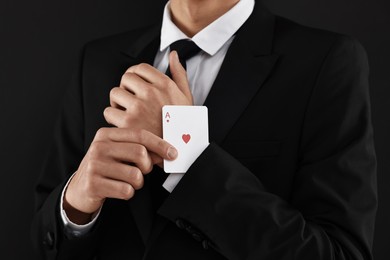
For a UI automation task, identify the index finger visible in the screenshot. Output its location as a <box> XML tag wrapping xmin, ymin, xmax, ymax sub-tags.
<box><xmin>126</xmin><ymin>63</ymin><xmax>169</xmax><ymax>86</ymax></box>
<box><xmin>95</xmin><ymin>128</ymin><xmax>178</xmax><ymax>161</ymax></box>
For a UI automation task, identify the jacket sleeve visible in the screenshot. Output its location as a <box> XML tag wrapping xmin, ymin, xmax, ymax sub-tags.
<box><xmin>159</xmin><ymin>36</ymin><xmax>377</xmax><ymax>260</ymax></box>
<box><xmin>30</xmin><ymin>47</ymin><xmax>100</xmax><ymax>260</ymax></box>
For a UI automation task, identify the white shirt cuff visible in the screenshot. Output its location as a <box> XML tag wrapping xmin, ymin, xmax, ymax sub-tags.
<box><xmin>162</xmin><ymin>173</ymin><xmax>185</xmax><ymax>193</ymax></box>
<box><xmin>60</xmin><ymin>173</ymin><xmax>102</xmax><ymax>237</ymax></box>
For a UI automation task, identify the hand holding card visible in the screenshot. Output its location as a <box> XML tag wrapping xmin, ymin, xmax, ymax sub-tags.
<box><xmin>163</xmin><ymin>106</ymin><xmax>209</xmax><ymax>173</ymax></box>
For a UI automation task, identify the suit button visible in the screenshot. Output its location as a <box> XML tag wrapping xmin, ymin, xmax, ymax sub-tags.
<box><xmin>202</xmin><ymin>240</ymin><xmax>210</xmax><ymax>250</ymax></box>
<box><xmin>191</xmin><ymin>232</ymin><xmax>203</xmax><ymax>242</ymax></box>
<box><xmin>175</xmin><ymin>219</ymin><xmax>186</xmax><ymax>229</ymax></box>
<box><xmin>43</xmin><ymin>231</ymin><xmax>54</xmax><ymax>249</ymax></box>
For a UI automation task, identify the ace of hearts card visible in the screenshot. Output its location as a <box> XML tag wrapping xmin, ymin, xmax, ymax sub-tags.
<box><xmin>162</xmin><ymin>105</ymin><xmax>209</xmax><ymax>173</ymax></box>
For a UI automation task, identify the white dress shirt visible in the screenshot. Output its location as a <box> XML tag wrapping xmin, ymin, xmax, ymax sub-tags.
<box><xmin>61</xmin><ymin>0</ymin><xmax>255</xmax><ymax>235</ymax></box>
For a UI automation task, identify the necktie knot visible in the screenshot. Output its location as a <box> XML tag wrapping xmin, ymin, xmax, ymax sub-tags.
<box><xmin>170</xmin><ymin>39</ymin><xmax>201</xmax><ymax>62</ymax></box>
<box><xmin>166</xmin><ymin>39</ymin><xmax>201</xmax><ymax>77</ymax></box>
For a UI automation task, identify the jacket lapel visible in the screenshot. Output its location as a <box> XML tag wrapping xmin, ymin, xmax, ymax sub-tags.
<box><xmin>121</xmin><ymin>23</ymin><xmax>161</xmax><ymax>62</ymax></box>
<box><xmin>204</xmin><ymin>4</ymin><xmax>279</xmax><ymax>144</ymax></box>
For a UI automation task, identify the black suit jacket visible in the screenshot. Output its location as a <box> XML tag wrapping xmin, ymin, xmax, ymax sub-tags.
<box><xmin>31</xmin><ymin>3</ymin><xmax>377</xmax><ymax>260</ymax></box>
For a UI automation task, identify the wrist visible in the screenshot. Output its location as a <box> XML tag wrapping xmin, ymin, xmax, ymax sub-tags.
<box><xmin>63</xmin><ymin>193</ymin><xmax>94</xmax><ymax>225</ymax></box>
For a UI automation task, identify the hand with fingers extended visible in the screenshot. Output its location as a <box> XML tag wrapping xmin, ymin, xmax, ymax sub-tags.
<box><xmin>104</xmin><ymin>51</ymin><xmax>193</xmax><ymax>137</ymax></box>
<box><xmin>63</xmin><ymin>128</ymin><xmax>178</xmax><ymax>224</ymax></box>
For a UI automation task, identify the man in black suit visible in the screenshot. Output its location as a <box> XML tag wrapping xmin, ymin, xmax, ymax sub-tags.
<box><xmin>32</xmin><ymin>0</ymin><xmax>377</xmax><ymax>259</ymax></box>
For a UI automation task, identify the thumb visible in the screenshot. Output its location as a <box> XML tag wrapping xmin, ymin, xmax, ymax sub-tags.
<box><xmin>169</xmin><ymin>51</ymin><xmax>192</xmax><ymax>101</ymax></box>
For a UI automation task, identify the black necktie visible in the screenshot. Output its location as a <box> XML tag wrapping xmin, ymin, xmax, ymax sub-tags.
<box><xmin>165</xmin><ymin>39</ymin><xmax>201</xmax><ymax>78</ymax></box>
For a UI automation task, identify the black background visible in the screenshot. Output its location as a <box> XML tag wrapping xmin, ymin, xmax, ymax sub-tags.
<box><xmin>0</xmin><ymin>0</ymin><xmax>388</xmax><ymax>259</ymax></box>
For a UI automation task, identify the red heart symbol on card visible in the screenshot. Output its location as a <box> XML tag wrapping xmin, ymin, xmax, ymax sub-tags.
<box><xmin>182</xmin><ymin>134</ymin><xmax>191</xmax><ymax>144</ymax></box>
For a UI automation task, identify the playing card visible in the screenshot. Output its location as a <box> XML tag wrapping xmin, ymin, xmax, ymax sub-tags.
<box><xmin>163</xmin><ymin>105</ymin><xmax>209</xmax><ymax>173</ymax></box>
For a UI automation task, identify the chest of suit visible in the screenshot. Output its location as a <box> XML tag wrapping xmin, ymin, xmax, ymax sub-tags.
<box><xmin>76</xmin><ymin>14</ymin><xmax>334</xmax><ymax>259</ymax></box>
<box><xmin>81</xmin><ymin>40</ymin><xmax>323</xmax><ymax>202</ymax></box>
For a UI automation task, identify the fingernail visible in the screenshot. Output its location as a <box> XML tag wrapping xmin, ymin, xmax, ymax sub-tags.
<box><xmin>167</xmin><ymin>146</ymin><xmax>178</xmax><ymax>160</ymax></box>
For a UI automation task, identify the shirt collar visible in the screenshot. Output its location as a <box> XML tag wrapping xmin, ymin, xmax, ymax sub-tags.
<box><xmin>160</xmin><ymin>0</ymin><xmax>255</xmax><ymax>56</ymax></box>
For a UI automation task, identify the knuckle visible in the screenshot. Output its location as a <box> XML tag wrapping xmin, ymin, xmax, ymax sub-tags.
<box><xmin>109</xmin><ymin>87</ymin><xmax>119</xmax><ymax>98</ymax></box>
<box><xmin>120</xmin><ymin>73</ymin><xmax>130</xmax><ymax>84</ymax></box>
<box><xmin>89</xmin><ymin>141</ymin><xmax>105</xmax><ymax>158</ymax></box>
<box><xmin>137</xmin><ymin>63</ymin><xmax>149</xmax><ymax>71</ymax></box>
<box><xmin>121</xmin><ymin>184</ymin><xmax>134</xmax><ymax>200</ymax></box>
<box><xmin>126</xmin><ymin>72</ymin><xmax>137</xmax><ymax>84</ymax></box>
<box><xmin>135</xmin><ymin>145</ymin><xmax>148</xmax><ymax>159</ymax></box>
<box><xmin>88</xmin><ymin>144</ymin><xmax>98</xmax><ymax>158</ymax></box>
<box><xmin>125</xmin><ymin>66</ymin><xmax>135</xmax><ymax>73</ymax></box>
<box><xmin>131</xmin><ymin>169</ymin><xmax>144</xmax><ymax>190</ymax></box>
<box><xmin>143</xmin><ymin>162</ymin><xmax>153</xmax><ymax>175</ymax></box>
<box><xmin>137</xmin><ymin>153</ymin><xmax>153</xmax><ymax>174</ymax></box>
<box><xmin>103</xmin><ymin>107</ymin><xmax>111</xmax><ymax>119</ymax></box>
<box><xmin>95</xmin><ymin>128</ymin><xmax>108</xmax><ymax>140</ymax></box>
<box><xmin>85</xmin><ymin>160</ymin><xmax>98</xmax><ymax>175</ymax></box>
